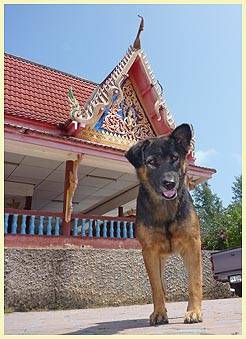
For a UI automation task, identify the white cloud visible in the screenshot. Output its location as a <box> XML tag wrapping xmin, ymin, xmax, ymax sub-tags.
<box><xmin>195</xmin><ymin>148</ymin><xmax>217</xmax><ymax>166</ymax></box>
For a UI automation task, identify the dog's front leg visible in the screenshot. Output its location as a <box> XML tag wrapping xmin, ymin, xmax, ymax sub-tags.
<box><xmin>142</xmin><ymin>247</ymin><xmax>169</xmax><ymax>326</ymax></box>
<box><xmin>181</xmin><ymin>237</ymin><xmax>203</xmax><ymax>324</ymax></box>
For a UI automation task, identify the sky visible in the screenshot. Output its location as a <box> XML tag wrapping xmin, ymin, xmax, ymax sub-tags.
<box><xmin>4</xmin><ymin>4</ymin><xmax>242</xmax><ymax>207</ymax></box>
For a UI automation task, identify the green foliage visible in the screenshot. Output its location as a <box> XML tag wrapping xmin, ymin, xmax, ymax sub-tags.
<box><xmin>224</xmin><ymin>202</ymin><xmax>242</xmax><ymax>248</ymax></box>
<box><xmin>192</xmin><ymin>176</ymin><xmax>242</xmax><ymax>250</ymax></box>
<box><xmin>231</xmin><ymin>175</ymin><xmax>242</xmax><ymax>204</ymax></box>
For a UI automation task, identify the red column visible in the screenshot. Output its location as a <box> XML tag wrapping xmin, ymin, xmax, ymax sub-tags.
<box><xmin>24</xmin><ymin>196</ymin><xmax>32</xmax><ymax>232</ymax></box>
<box><xmin>24</xmin><ymin>196</ymin><xmax>32</xmax><ymax>210</ymax></box>
<box><xmin>118</xmin><ymin>206</ymin><xmax>124</xmax><ymax>217</ymax></box>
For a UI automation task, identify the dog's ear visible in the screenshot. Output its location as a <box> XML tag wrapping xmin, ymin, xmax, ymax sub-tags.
<box><xmin>170</xmin><ymin>124</ymin><xmax>192</xmax><ymax>154</ymax></box>
<box><xmin>125</xmin><ymin>139</ymin><xmax>150</xmax><ymax>168</ymax></box>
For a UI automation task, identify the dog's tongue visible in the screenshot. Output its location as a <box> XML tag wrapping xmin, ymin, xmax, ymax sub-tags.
<box><xmin>163</xmin><ymin>189</ymin><xmax>176</xmax><ymax>198</ymax></box>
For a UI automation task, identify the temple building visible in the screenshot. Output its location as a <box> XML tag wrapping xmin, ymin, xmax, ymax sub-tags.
<box><xmin>4</xmin><ymin>20</ymin><xmax>216</xmax><ymax>247</ymax></box>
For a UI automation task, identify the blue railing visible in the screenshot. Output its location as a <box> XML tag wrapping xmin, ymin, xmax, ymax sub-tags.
<box><xmin>4</xmin><ymin>210</ymin><xmax>62</xmax><ymax>236</ymax></box>
<box><xmin>71</xmin><ymin>218</ymin><xmax>135</xmax><ymax>239</ymax></box>
<box><xmin>4</xmin><ymin>209</ymin><xmax>136</xmax><ymax>239</ymax></box>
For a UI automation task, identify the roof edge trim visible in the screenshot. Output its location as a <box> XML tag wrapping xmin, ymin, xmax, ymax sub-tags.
<box><xmin>68</xmin><ymin>45</ymin><xmax>176</xmax><ymax>132</ymax></box>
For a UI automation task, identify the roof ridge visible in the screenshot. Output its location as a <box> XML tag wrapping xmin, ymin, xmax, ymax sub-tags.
<box><xmin>4</xmin><ymin>52</ymin><xmax>99</xmax><ymax>86</ymax></box>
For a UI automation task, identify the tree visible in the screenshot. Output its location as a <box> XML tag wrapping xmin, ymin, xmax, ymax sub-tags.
<box><xmin>192</xmin><ymin>182</ymin><xmax>224</xmax><ymax>249</ymax></box>
<box><xmin>231</xmin><ymin>175</ymin><xmax>242</xmax><ymax>204</ymax></box>
<box><xmin>192</xmin><ymin>176</ymin><xmax>242</xmax><ymax>250</ymax></box>
<box><xmin>224</xmin><ymin>175</ymin><xmax>242</xmax><ymax>248</ymax></box>
<box><xmin>223</xmin><ymin>203</ymin><xmax>242</xmax><ymax>248</ymax></box>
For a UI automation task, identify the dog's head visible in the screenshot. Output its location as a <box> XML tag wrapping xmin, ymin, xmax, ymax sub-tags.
<box><xmin>125</xmin><ymin>124</ymin><xmax>192</xmax><ymax>200</ymax></box>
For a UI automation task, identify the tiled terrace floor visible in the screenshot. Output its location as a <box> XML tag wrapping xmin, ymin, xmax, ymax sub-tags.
<box><xmin>4</xmin><ymin>298</ymin><xmax>242</xmax><ymax>335</ymax></box>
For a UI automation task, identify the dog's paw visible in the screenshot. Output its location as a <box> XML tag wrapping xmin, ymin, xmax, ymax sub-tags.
<box><xmin>150</xmin><ymin>311</ymin><xmax>169</xmax><ymax>326</ymax></box>
<box><xmin>184</xmin><ymin>310</ymin><xmax>202</xmax><ymax>324</ymax></box>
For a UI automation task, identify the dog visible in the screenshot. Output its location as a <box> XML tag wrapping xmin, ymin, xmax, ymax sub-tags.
<box><xmin>125</xmin><ymin>123</ymin><xmax>202</xmax><ymax>326</ymax></box>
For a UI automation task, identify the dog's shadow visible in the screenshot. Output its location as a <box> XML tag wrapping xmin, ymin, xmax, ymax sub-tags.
<box><xmin>63</xmin><ymin>317</ymin><xmax>184</xmax><ymax>335</ymax></box>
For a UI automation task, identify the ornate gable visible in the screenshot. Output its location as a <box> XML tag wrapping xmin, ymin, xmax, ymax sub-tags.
<box><xmin>76</xmin><ymin>77</ymin><xmax>156</xmax><ymax>149</ymax></box>
<box><xmin>67</xmin><ymin>17</ymin><xmax>177</xmax><ymax>150</ymax></box>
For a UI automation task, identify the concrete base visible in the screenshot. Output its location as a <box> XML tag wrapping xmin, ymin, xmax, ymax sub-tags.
<box><xmin>4</xmin><ymin>248</ymin><xmax>232</xmax><ymax>312</ymax></box>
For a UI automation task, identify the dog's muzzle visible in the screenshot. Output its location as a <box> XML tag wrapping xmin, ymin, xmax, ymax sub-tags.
<box><xmin>160</xmin><ymin>178</ymin><xmax>178</xmax><ymax>200</ymax></box>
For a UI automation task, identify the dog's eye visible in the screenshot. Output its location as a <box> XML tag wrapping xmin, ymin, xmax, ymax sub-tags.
<box><xmin>171</xmin><ymin>155</ymin><xmax>179</xmax><ymax>162</ymax></box>
<box><xmin>146</xmin><ymin>159</ymin><xmax>156</xmax><ymax>167</ymax></box>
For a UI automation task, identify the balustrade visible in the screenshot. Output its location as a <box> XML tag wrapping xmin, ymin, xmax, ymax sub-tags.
<box><xmin>4</xmin><ymin>209</ymin><xmax>135</xmax><ymax>240</ymax></box>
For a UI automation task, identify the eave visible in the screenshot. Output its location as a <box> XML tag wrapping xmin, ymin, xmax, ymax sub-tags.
<box><xmin>4</xmin><ymin>123</ymin><xmax>215</xmax><ymax>186</ymax></box>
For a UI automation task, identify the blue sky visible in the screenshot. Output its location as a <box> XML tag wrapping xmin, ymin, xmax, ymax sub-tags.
<box><xmin>4</xmin><ymin>4</ymin><xmax>242</xmax><ymax>206</ymax></box>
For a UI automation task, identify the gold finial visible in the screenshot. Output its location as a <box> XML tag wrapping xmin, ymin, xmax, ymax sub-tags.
<box><xmin>133</xmin><ymin>15</ymin><xmax>144</xmax><ymax>50</ymax></box>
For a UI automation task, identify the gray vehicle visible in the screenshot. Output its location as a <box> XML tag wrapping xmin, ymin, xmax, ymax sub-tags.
<box><xmin>210</xmin><ymin>247</ymin><xmax>242</xmax><ymax>297</ymax></box>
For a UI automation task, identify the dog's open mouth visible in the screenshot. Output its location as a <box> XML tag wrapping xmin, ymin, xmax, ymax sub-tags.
<box><xmin>161</xmin><ymin>188</ymin><xmax>177</xmax><ymax>200</ymax></box>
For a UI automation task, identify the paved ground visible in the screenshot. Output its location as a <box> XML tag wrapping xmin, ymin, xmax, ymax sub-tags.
<box><xmin>4</xmin><ymin>298</ymin><xmax>242</xmax><ymax>335</ymax></box>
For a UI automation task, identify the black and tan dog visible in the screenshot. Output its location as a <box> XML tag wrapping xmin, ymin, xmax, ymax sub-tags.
<box><xmin>125</xmin><ymin>124</ymin><xmax>202</xmax><ymax>326</ymax></box>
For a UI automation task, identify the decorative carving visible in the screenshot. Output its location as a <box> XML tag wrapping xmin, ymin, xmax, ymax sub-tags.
<box><xmin>68</xmin><ymin>88</ymin><xmax>91</xmax><ymax>124</ymax></box>
<box><xmin>68</xmin><ymin>19</ymin><xmax>177</xmax><ymax>140</ymax></box>
<box><xmin>6</xmin><ymin>198</ymin><xmax>21</xmax><ymax>209</ymax></box>
<box><xmin>100</xmin><ymin>79</ymin><xmax>155</xmax><ymax>139</ymax></box>
<box><xmin>68</xmin><ymin>45</ymin><xmax>176</xmax><ymax>133</ymax></box>
<box><xmin>78</xmin><ymin>128</ymin><xmax>137</xmax><ymax>150</ymax></box>
<box><xmin>125</xmin><ymin>208</ymin><xmax>136</xmax><ymax>217</ymax></box>
<box><xmin>133</xmin><ymin>15</ymin><xmax>144</xmax><ymax>50</ymax></box>
<box><xmin>186</xmin><ymin>176</ymin><xmax>196</xmax><ymax>190</ymax></box>
<box><xmin>65</xmin><ymin>154</ymin><xmax>83</xmax><ymax>223</ymax></box>
<box><xmin>187</xmin><ymin>124</ymin><xmax>195</xmax><ymax>160</ymax></box>
<box><xmin>139</xmin><ymin>50</ymin><xmax>176</xmax><ymax>130</ymax></box>
<box><xmin>78</xmin><ymin>78</ymin><xmax>155</xmax><ymax>149</ymax></box>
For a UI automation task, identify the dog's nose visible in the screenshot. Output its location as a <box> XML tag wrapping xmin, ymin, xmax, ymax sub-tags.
<box><xmin>163</xmin><ymin>180</ymin><xmax>176</xmax><ymax>190</ymax></box>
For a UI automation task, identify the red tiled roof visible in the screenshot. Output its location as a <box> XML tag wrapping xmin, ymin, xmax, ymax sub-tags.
<box><xmin>4</xmin><ymin>53</ymin><xmax>97</xmax><ymax>127</ymax></box>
